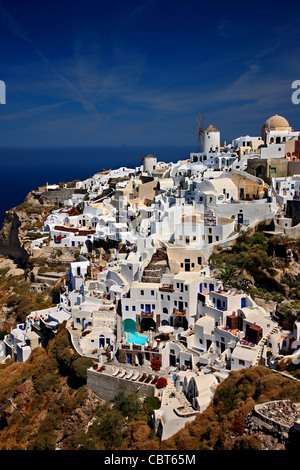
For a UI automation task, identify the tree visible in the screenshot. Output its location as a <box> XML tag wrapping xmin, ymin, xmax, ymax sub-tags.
<box><xmin>218</xmin><ymin>265</ymin><xmax>237</xmax><ymax>285</ymax></box>
<box><xmin>71</xmin><ymin>357</ymin><xmax>94</xmax><ymax>381</ymax></box>
<box><xmin>238</xmin><ymin>278</ymin><xmax>252</xmax><ymax>292</ymax></box>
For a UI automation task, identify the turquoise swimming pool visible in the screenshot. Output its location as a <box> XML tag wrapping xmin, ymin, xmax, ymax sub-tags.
<box><xmin>123</xmin><ymin>319</ymin><xmax>148</xmax><ymax>345</ymax></box>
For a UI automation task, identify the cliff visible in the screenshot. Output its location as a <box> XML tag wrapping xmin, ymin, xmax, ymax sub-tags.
<box><xmin>0</xmin><ymin>191</ymin><xmax>50</xmax><ymax>263</ymax></box>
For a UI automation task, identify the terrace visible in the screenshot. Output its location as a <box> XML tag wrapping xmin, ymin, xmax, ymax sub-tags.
<box><xmin>173</xmin><ymin>308</ymin><xmax>187</xmax><ymax>317</ymax></box>
<box><xmin>141</xmin><ymin>310</ymin><xmax>154</xmax><ymax>319</ymax></box>
<box><xmin>92</xmin><ymin>362</ymin><xmax>168</xmax><ymax>384</ymax></box>
<box><xmin>159</xmin><ymin>284</ymin><xmax>174</xmax><ymax>293</ymax></box>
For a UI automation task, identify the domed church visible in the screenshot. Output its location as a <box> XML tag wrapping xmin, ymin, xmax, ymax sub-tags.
<box><xmin>261</xmin><ymin>114</ymin><xmax>292</xmax><ymax>142</ymax></box>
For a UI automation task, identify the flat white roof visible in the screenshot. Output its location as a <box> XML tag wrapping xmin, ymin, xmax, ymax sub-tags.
<box><xmin>49</xmin><ymin>310</ymin><xmax>71</xmax><ymax>323</ymax></box>
<box><xmin>232</xmin><ymin>344</ymin><xmax>257</xmax><ymax>361</ymax></box>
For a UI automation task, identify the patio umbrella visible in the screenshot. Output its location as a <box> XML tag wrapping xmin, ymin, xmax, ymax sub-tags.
<box><xmin>158</xmin><ymin>325</ymin><xmax>174</xmax><ymax>334</ymax></box>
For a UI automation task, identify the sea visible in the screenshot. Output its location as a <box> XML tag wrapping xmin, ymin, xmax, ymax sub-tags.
<box><xmin>0</xmin><ymin>145</ymin><xmax>191</xmax><ymax>228</ymax></box>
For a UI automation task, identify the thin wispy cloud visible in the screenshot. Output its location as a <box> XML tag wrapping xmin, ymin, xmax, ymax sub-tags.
<box><xmin>0</xmin><ymin>0</ymin><xmax>299</xmax><ymax>147</ymax></box>
<box><xmin>0</xmin><ymin>100</ymin><xmax>70</xmax><ymax>120</ymax></box>
<box><xmin>0</xmin><ymin>2</ymin><xmax>99</xmax><ymax>115</ymax></box>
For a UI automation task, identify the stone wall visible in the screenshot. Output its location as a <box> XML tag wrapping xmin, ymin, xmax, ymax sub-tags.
<box><xmin>245</xmin><ymin>400</ymin><xmax>300</xmax><ymax>441</ymax></box>
<box><xmin>87</xmin><ymin>368</ymin><xmax>155</xmax><ymax>401</ymax></box>
<box><xmin>38</xmin><ymin>188</ymin><xmax>75</xmax><ymax>206</ymax></box>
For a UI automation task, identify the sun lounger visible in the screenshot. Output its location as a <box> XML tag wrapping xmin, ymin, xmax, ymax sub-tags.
<box><xmin>125</xmin><ymin>371</ymin><xmax>134</xmax><ymax>379</ymax></box>
<box><xmin>138</xmin><ymin>373</ymin><xmax>147</xmax><ymax>382</ymax></box>
<box><xmin>144</xmin><ymin>374</ymin><xmax>152</xmax><ymax>383</ymax></box>
<box><xmin>112</xmin><ymin>368</ymin><xmax>120</xmax><ymax>376</ymax></box>
<box><xmin>118</xmin><ymin>369</ymin><xmax>126</xmax><ymax>378</ymax></box>
<box><xmin>131</xmin><ymin>372</ymin><xmax>140</xmax><ymax>381</ymax></box>
<box><xmin>151</xmin><ymin>375</ymin><xmax>159</xmax><ymax>384</ymax></box>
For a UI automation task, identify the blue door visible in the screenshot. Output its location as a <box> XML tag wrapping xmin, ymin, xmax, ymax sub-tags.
<box><xmin>241</xmin><ymin>298</ymin><xmax>246</xmax><ymax>308</ymax></box>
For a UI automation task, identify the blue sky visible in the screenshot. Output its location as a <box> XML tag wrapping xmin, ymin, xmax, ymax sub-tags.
<box><xmin>0</xmin><ymin>0</ymin><xmax>300</xmax><ymax>148</ymax></box>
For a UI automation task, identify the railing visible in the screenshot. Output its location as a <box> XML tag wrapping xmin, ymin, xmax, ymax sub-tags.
<box><xmin>141</xmin><ymin>311</ymin><xmax>154</xmax><ymax>318</ymax></box>
<box><xmin>159</xmin><ymin>284</ymin><xmax>174</xmax><ymax>292</ymax></box>
<box><xmin>173</xmin><ymin>308</ymin><xmax>187</xmax><ymax>316</ymax></box>
<box><xmin>119</xmin><ymin>343</ymin><xmax>159</xmax><ymax>352</ymax></box>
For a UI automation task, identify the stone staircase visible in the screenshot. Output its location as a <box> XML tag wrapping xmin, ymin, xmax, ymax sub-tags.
<box><xmin>141</xmin><ymin>249</ymin><xmax>169</xmax><ymax>283</ymax></box>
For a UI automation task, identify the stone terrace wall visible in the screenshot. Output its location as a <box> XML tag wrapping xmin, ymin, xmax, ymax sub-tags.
<box><xmin>245</xmin><ymin>400</ymin><xmax>300</xmax><ymax>441</ymax></box>
<box><xmin>87</xmin><ymin>368</ymin><xmax>155</xmax><ymax>401</ymax></box>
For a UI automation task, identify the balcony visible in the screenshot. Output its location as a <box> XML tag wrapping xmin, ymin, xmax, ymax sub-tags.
<box><xmin>141</xmin><ymin>311</ymin><xmax>154</xmax><ymax>319</ymax></box>
<box><xmin>173</xmin><ymin>308</ymin><xmax>187</xmax><ymax>317</ymax></box>
<box><xmin>159</xmin><ymin>284</ymin><xmax>174</xmax><ymax>293</ymax></box>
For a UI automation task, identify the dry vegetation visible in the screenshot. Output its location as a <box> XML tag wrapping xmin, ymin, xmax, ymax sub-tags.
<box><xmin>160</xmin><ymin>366</ymin><xmax>300</xmax><ymax>451</ymax></box>
<box><xmin>0</xmin><ymin>327</ymin><xmax>298</xmax><ymax>451</ymax></box>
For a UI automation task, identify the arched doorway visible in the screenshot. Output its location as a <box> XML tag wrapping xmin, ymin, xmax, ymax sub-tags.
<box><xmin>85</xmin><ymin>239</ymin><xmax>93</xmax><ymax>253</ymax></box>
<box><xmin>256</xmin><ymin>165</ymin><xmax>266</xmax><ymax>178</ymax></box>
<box><xmin>99</xmin><ymin>335</ymin><xmax>105</xmax><ymax>348</ymax></box>
<box><xmin>140</xmin><ymin>317</ymin><xmax>156</xmax><ymax>331</ymax></box>
<box><xmin>173</xmin><ymin>315</ymin><xmax>188</xmax><ymax>330</ymax></box>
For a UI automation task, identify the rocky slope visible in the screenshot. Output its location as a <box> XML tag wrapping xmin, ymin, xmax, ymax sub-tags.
<box><xmin>0</xmin><ymin>191</ymin><xmax>47</xmax><ymax>263</ymax></box>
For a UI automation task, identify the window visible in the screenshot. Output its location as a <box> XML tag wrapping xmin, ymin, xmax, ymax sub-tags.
<box><xmin>132</xmin><ymin>306</ymin><xmax>136</xmax><ymax>311</ymax></box>
<box><xmin>125</xmin><ymin>306</ymin><xmax>129</xmax><ymax>311</ymax></box>
<box><xmin>185</xmin><ymin>285</ymin><xmax>188</xmax><ymax>291</ymax></box>
<box><xmin>140</xmin><ymin>290</ymin><xmax>144</xmax><ymax>296</ymax></box>
<box><xmin>141</xmin><ymin>304</ymin><xmax>144</xmax><ymax>310</ymax></box>
<box><xmin>239</xmin><ymin>360</ymin><xmax>245</xmax><ymax>366</ymax></box>
<box><xmin>161</xmin><ymin>294</ymin><xmax>164</xmax><ymax>300</ymax></box>
<box><xmin>152</xmin><ymin>305</ymin><xmax>155</xmax><ymax>310</ymax></box>
<box><xmin>151</xmin><ymin>290</ymin><xmax>154</xmax><ymax>296</ymax></box>
<box><xmin>270</xmin><ymin>167</ymin><xmax>276</xmax><ymax>175</ymax></box>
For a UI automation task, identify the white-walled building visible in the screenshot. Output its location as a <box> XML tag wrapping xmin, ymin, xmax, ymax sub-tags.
<box><xmin>272</xmin><ymin>175</ymin><xmax>300</xmax><ymax>206</ymax></box>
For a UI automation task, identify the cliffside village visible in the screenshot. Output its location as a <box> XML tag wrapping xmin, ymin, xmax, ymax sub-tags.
<box><xmin>2</xmin><ymin>114</ymin><xmax>300</xmax><ymax>440</ymax></box>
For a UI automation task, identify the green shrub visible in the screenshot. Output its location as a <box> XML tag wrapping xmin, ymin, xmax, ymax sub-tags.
<box><xmin>70</xmin><ymin>357</ymin><xmax>93</xmax><ymax>382</ymax></box>
<box><xmin>32</xmin><ymin>371</ymin><xmax>57</xmax><ymax>394</ymax></box>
